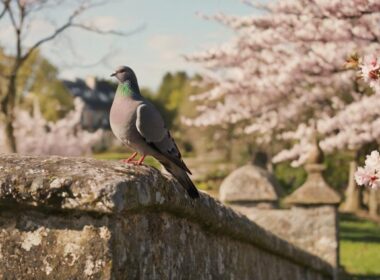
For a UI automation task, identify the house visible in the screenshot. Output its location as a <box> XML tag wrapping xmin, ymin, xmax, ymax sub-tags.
<box><xmin>62</xmin><ymin>76</ymin><xmax>116</xmax><ymax>132</ymax></box>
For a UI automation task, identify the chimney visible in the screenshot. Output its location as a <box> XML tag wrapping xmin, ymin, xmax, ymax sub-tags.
<box><xmin>85</xmin><ymin>76</ymin><xmax>97</xmax><ymax>90</ymax></box>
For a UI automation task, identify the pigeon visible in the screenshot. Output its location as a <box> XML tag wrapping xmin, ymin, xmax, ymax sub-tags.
<box><xmin>110</xmin><ymin>65</ymin><xmax>200</xmax><ymax>199</ymax></box>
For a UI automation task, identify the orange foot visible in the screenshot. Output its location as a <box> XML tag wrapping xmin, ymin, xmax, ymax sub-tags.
<box><xmin>120</xmin><ymin>152</ymin><xmax>137</xmax><ymax>164</ymax></box>
<box><xmin>136</xmin><ymin>155</ymin><xmax>146</xmax><ymax>165</ymax></box>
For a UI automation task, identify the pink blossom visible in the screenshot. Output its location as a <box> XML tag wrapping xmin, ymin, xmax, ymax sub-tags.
<box><xmin>355</xmin><ymin>151</ymin><xmax>380</xmax><ymax>189</ymax></box>
<box><xmin>359</xmin><ymin>55</ymin><xmax>380</xmax><ymax>94</ymax></box>
<box><xmin>364</xmin><ymin>150</ymin><xmax>380</xmax><ymax>171</ymax></box>
<box><xmin>355</xmin><ymin>167</ymin><xmax>372</xmax><ymax>186</ymax></box>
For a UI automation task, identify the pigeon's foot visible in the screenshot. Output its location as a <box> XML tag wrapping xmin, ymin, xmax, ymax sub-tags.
<box><xmin>136</xmin><ymin>155</ymin><xmax>146</xmax><ymax>165</ymax></box>
<box><xmin>120</xmin><ymin>154</ymin><xmax>146</xmax><ymax>165</ymax></box>
<box><xmin>120</xmin><ymin>152</ymin><xmax>138</xmax><ymax>164</ymax></box>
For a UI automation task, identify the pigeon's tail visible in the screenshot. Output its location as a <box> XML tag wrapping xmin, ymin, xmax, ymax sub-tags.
<box><xmin>160</xmin><ymin>160</ymin><xmax>200</xmax><ymax>199</ymax></box>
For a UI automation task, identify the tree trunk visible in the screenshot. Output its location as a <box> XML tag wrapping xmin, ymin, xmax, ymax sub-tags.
<box><xmin>340</xmin><ymin>160</ymin><xmax>361</xmax><ymax>212</ymax></box>
<box><xmin>1</xmin><ymin>73</ymin><xmax>17</xmax><ymax>153</ymax></box>
<box><xmin>2</xmin><ymin>115</ymin><xmax>16</xmax><ymax>152</ymax></box>
<box><xmin>224</xmin><ymin>124</ymin><xmax>234</xmax><ymax>162</ymax></box>
<box><xmin>368</xmin><ymin>188</ymin><xmax>379</xmax><ymax>217</ymax></box>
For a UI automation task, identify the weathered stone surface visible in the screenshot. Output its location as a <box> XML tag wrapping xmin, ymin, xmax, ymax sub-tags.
<box><xmin>232</xmin><ymin>205</ymin><xmax>339</xmax><ymax>267</ymax></box>
<box><xmin>0</xmin><ymin>154</ymin><xmax>333</xmax><ymax>279</ymax></box>
<box><xmin>113</xmin><ymin>212</ymin><xmax>331</xmax><ymax>280</ymax></box>
<box><xmin>219</xmin><ymin>165</ymin><xmax>283</xmax><ymax>204</ymax></box>
<box><xmin>0</xmin><ymin>210</ymin><xmax>112</xmax><ymax>279</ymax></box>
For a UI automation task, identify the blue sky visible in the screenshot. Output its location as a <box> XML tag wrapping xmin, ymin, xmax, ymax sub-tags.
<box><xmin>39</xmin><ymin>0</ymin><xmax>255</xmax><ymax>90</ymax></box>
<box><xmin>0</xmin><ymin>0</ymin><xmax>258</xmax><ymax>89</ymax></box>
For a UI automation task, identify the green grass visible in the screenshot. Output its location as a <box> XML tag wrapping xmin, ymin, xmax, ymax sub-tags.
<box><xmin>93</xmin><ymin>152</ymin><xmax>161</xmax><ymax>169</ymax></box>
<box><xmin>340</xmin><ymin>213</ymin><xmax>380</xmax><ymax>276</ymax></box>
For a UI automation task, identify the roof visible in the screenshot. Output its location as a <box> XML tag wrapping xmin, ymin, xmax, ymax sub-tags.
<box><xmin>62</xmin><ymin>78</ymin><xmax>116</xmax><ymax>109</ymax></box>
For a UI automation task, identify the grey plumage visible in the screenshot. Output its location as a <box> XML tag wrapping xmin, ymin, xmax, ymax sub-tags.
<box><xmin>110</xmin><ymin>66</ymin><xmax>199</xmax><ymax>199</ymax></box>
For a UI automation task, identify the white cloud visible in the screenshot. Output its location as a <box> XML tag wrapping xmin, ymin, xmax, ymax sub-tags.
<box><xmin>148</xmin><ymin>34</ymin><xmax>184</xmax><ymax>60</ymax></box>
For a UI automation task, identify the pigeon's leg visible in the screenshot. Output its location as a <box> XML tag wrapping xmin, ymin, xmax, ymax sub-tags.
<box><xmin>136</xmin><ymin>155</ymin><xmax>146</xmax><ymax>165</ymax></box>
<box><xmin>121</xmin><ymin>152</ymin><xmax>138</xmax><ymax>163</ymax></box>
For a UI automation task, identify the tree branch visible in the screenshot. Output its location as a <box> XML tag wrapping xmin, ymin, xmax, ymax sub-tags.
<box><xmin>21</xmin><ymin>1</ymin><xmax>145</xmax><ymax>63</ymax></box>
<box><xmin>241</xmin><ymin>0</ymin><xmax>271</xmax><ymax>12</ymax></box>
<box><xmin>21</xmin><ymin>1</ymin><xmax>89</xmax><ymax>62</ymax></box>
<box><xmin>59</xmin><ymin>50</ymin><xmax>117</xmax><ymax>70</ymax></box>
<box><xmin>71</xmin><ymin>22</ymin><xmax>146</xmax><ymax>37</ymax></box>
<box><xmin>0</xmin><ymin>0</ymin><xmax>8</xmax><ymax>20</ymax></box>
<box><xmin>6</xmin><ymin>3</ymin><xmax>18</xmax><ymax>31</ymax></box>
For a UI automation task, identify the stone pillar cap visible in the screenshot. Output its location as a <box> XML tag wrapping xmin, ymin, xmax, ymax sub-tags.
<box><xmin>219</xmin><ymin>165</ymin><xmax>283</xmax><ymax>203</ymax></box>
<box><xmin>284</xmin><ymin>168</ymin><xmax>341</xmax><ymax>206</ymax></box>
<box><xmin>284</xmin><ymin>138</ymin><xmax>341</xmax><ymax>206</ymax></box>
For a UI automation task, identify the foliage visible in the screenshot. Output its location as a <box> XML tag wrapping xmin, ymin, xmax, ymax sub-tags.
<box><xmin>143</xmin><ymin>71</ymin><xmax>205</xmax><ymax>156</ymax></box>
<box><xmin>324</xmin><ymin>152</ymin><xmax>351</xmax><ymax>192</ymax></box>
<box><xmin>154</xmin><ymin>72</ymin><xmax>201</xmax><ymax>129</ymax></box>
<box><xmin>16</xmin><ymin>50</ymin><xmax>74</xmax><ymax>121</ymax></box>
<box><xmin>274</xmin><ymin>162</ymin><xmax>307</xmax><ymax>194</ymax></box>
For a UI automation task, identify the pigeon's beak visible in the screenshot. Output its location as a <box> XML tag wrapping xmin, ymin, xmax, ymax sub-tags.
<box><xmin>110</xmin><ymin>72</ymin><xmax>116</xmax><ymax>77</ymax></box>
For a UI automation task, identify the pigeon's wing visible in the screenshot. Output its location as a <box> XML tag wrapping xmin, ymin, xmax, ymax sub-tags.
<box><xmin>136</xmin><ymin>101</ymin><xmax>199</xmax><ymax>198</ymax></box>
<box><xmin>136</xmin><ymin>102</ymin><xmax>166</xmax><ymax>143</ymax></box>
<box><xmin>136</xmin><ymin>102</ymin><xmax>191</xmax><ymax>174</ymax></box>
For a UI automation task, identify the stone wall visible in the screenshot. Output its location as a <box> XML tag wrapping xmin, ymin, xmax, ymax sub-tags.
<box><xmin>0</xmin><ymin>154</ymin><xmax>334</xmax><ymax>279</ymax></box>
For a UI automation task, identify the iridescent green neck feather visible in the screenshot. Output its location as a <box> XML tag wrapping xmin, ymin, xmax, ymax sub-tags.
<box><xmin>117</xmin><ymin>82</ymin><xmax>133</xmax><ymax>97</ymax></box>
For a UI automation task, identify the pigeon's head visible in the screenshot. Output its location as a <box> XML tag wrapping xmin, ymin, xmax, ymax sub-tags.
<box><xmin>110</xmin><ymin>65</ymin><xmax>138</xmax><ymax>85</ymax></box>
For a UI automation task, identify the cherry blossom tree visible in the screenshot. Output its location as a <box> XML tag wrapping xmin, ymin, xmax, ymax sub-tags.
<box><xmin>349</xmin><ymin>54</ymin><xmax>380</xmax><ymax>216</ymax></box>
<box><xmin>353</xmin><ymin>55</ymin><xmax>380</xmax><ymax>188</ymax></box>
<box><xmin>185</xmin><ymin>0</ymin><xmax>380</xmax><ymax>165</ymax></box>
<box><xmin>0</xmin><ymin>97</ymin><xmax>102</xmax><ymax>156</ymax></box>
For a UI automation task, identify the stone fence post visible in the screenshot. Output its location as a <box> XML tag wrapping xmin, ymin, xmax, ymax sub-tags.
<box><xmin>284</xmin><ymin>139</ymin><xmax>341</xmax><ymax>278</ymax></box>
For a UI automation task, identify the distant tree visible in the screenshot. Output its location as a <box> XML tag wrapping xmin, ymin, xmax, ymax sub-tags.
<box><xmin>154</xmin><ymin>72</ymin><xmax>181</xmax><ymax>127</ymax></box>
<box><xmin>0</xmin><ymin>0</ymin><xmax>142</xmax><ymax>152</ymax></box>
<box><xmin>11</xmin><ymin>49</ymin><xmax>74</xmax><ymax>121</ymax></box>
<box><xmin>155</xmin><ymin>72</ymin><xmax>190</xmax><ymax>128</ymax></box>
<box><xmin>140</xmin><ymin>72</ymin><xmax>204</xmax><ymax>155</ymax></box>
